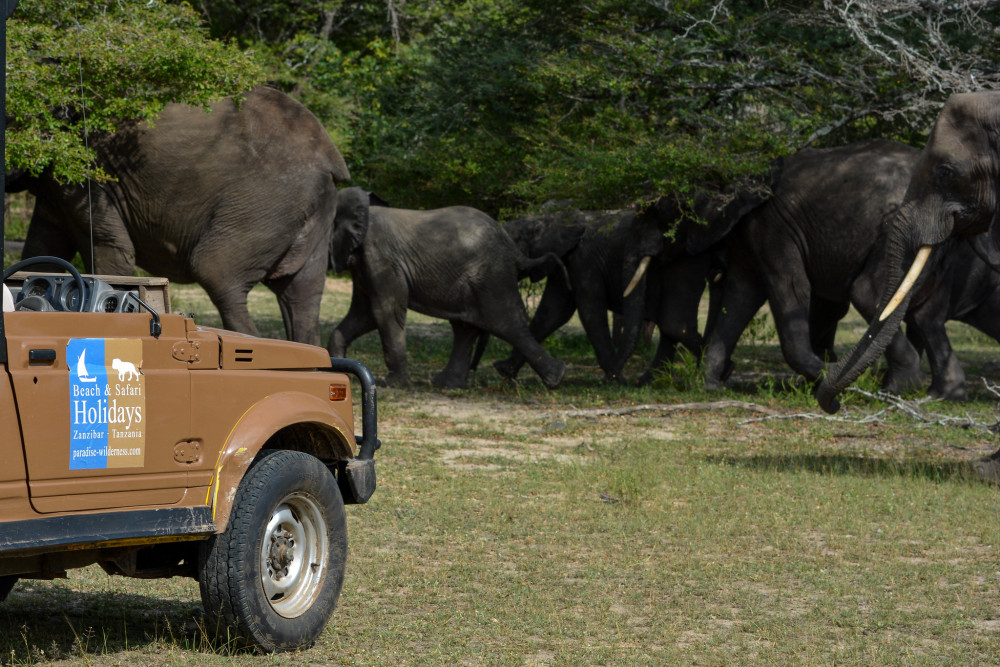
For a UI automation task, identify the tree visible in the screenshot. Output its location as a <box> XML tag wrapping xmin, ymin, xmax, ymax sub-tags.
<box><xmin>319</xmin><ymin>0</ymin><xmax>1000</xmax><ymax>215</ymax></box>
<box><xmin>6</xmin><ymin>1</ymin><xmax>264</xmax><ymax>183</ymax></box>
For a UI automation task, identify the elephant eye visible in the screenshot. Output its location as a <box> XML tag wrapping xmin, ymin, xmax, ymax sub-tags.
<box><xmin>933</xmin><ymin>164</ymin><xmax>957</xmax><ymax>187</ymax></box>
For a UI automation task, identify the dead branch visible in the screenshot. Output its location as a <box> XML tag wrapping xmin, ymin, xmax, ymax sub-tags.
<box><xmin>564</xmin><ymin>400</ymin><xmax>780</xmax><ymax>418</ymax></box>
<box><xmin>739</xmin><ymin>387</ymin><xmax>1000</xmax><ymax>432</ymax></box>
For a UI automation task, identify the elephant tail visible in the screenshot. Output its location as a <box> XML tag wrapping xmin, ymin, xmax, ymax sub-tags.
<box><xmin>517</xmin><ymin>252</ymin><xmax>570</xmax><ymax>287</ymax></box>
<box><xmin>326</xmin><ymin>145</ymin><xmax>351</xmax><ymax>184</ymax></box>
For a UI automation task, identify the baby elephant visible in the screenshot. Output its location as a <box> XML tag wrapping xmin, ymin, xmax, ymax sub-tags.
<box><xmin>327</xmin><ymin>187</ymin><xmax>565</xmax><ymax>389</ymax></box>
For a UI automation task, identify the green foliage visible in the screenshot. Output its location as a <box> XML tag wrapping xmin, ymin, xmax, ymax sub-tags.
<box><xmin>7</xmin><ymin>1</ymin><xmax>264</xmax><ymax>182</ymax></box>
<box><xmin>192</xmin><ymin>0</ymin><xmax>344</xmax><ymax>45</ymax></box>
<box><xmin>649</xmin><ymin>345</ymin><xmax>704</xmax><ymax>394</ymax></box>
<box><xmin>10</xmin><ymin>0</ymin><xmax>1000</xmax><ymax>212</ymax></box>
<box><xmin>300</xmin><ymin>0</ymin><xmax>1000</xmax><ymax>214</ymax></box>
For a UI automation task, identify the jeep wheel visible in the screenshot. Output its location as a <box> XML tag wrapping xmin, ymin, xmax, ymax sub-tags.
<box><xmin>0</xmin><ymin>576</ymin><xmax>17</xmax><ymax>603</ymax></box>
<box><xmin>198</xmin><ymin>450</ymin><xmax>347</xmax><ymax>652</ymax></box>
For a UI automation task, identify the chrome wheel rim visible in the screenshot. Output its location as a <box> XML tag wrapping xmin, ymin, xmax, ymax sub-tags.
<box><xmin>259</xmin><ymin>492</ymin><xmax>329</xmax><ymax>618</ymax></box>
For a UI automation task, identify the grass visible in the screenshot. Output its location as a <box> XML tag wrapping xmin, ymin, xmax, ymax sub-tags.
<box><xmin>3</xmin><ymin>275</ymin><xmax>1000</xmax><ymax>665</ymax></box>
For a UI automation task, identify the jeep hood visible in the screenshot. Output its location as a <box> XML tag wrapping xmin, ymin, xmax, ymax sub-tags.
<box><xmin>198</xmin><ymin>326</ymin><xmax>333</xmax><ymax>370</ymax></box>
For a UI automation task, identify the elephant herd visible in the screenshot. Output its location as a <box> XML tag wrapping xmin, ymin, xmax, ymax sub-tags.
<box><xmin>10</xmin><ymin>85</ymin><xmax>1000</xmax><ymax>404</ymax></box>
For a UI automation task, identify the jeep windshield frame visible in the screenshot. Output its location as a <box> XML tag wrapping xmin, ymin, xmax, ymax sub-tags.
<box><xmin>0</xmin><ymin>0</ymin><xmax>18</xmax><ymax>364</ymax></box>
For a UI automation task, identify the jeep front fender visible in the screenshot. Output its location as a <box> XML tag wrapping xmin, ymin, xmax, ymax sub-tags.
<box><xmin>207</xmin><ymin>390</ymin><xmax>355</xmax><ymax>532</ymax></box>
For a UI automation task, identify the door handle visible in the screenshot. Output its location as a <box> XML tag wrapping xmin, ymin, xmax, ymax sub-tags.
<box><xmin>29</xmin><ymin>349</ymin><xmax>57</xmax><ymax>364</ymax></box>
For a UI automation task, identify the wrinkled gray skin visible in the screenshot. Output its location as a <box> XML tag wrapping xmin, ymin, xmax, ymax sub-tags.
<box><xmin>496</xmin><ymin>203</ymin><xmax>721</xmax><ymax>384</ymax></box>
<box><xmin>326</xmin><ymin>187</ymin><xmax>566</xmax><ymax>389</ymax></box>
<box><xmin>702</xmin><ymin>140</ymin><xmax>929</xmax><ymax>395</ymax></box>
<box><xmin>903</xmin><ymin>234</ymin><xmax>1000</xmax><ymax>399</ymax></box>
<box><xmin>10</xmin><ymin>86</ymin><xmax>349</xmax><ymax>345</ymax></box>
<box><xmin>707</xmin><ymin>138</ymin><xmax>1000</xmax><ymax>400</ymax></box>
<box><xmin>817</xmin><ymin>93</ymin><xmax>1000</xmax><ymax>413</ymax></box>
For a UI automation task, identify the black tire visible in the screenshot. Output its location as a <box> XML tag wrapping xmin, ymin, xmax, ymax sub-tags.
<box><xmin>198</xmin><ymin>450</ymin><xmax>347</xmax><ymax>652</ymax></box>
<box><xmin>0</xmin><ymin>576</ymin><xmax>17</xmax><ymax>603</ymax></box>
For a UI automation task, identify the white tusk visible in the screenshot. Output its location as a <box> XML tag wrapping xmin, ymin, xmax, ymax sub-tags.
<box><xmin>623</xmin><ymin>256</ymin><xmax>653</xmax><ymax>298</ymax></box>
<box><xmin>879</xmin><ymin>245</ymin><xmax>932</xmax><ymax>322</ymax></box>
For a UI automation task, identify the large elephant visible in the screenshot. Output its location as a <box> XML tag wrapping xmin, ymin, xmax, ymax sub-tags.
<box><xmin>495</xmin><ymin>203</ymin><xmax>721</xmax><ymax>384</ymax></box>
<box><xmin>10</xmin><ymin>85</ymin><xmax>349</xmax><ymax>345</ymax></box>
<box><xmin>326</xmin><ymin>187</ymin><xmax>566</xmax><ymax>389</ymax></box>
<box><xmin>702</xmin><ymin>140</ymin><xmax>929</xmax><ymax>395</ymax></box>
<box><xmin>816</xmin><ymin>93</ymin><xmax>1000</xmax><ymax>413</ymax></box>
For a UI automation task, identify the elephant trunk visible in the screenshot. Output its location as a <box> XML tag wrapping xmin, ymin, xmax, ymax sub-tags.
<box><xmin>815</xmin><ymin>245</ymin><xmax>932</xmax><ymax>413</ymax></box>
<box><xmin>623</xmin><ymin>255</ymin><xmax>653</xmax><ymax>298</ymax></box>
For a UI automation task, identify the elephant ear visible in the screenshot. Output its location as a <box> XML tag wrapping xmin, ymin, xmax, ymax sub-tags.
<box><xmin>369</xmin><ymin>191</ymin><xmax>391</xmax><ymax>208</ymax></box>
<box><xmin>682</xmin><ymin>158</ymin><xmax>783</xmax><ymax>255</ymax></box>
<box><xmin>534</xmin><ymin>210</ymin><xmax>586</xmax><ymax>258</ymax></box>
<box><xmin>331</xmin><ymin>186</ymin><xmax>371</xmax><ymax>274</ymax></box>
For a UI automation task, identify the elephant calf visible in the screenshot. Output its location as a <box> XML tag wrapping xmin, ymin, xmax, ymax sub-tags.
<box><xmin>327</xmin><ymin>187</ymin><xmax>566</xmax><ymax>389</ymax></box>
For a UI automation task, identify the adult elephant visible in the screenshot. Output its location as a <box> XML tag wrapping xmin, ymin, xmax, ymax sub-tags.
<box><xmin>496</xmin><ymin>203</ymin><xmax>723</xmax><ymax>384</ymax></box>
<box><xmin>702</xmin><ymin>140</ymin><xmax>929</xmax><ymax>395</ymax></box>
<box><xmin>326</xmin><ymin>187</ymin><xmax>566</xmax><ymax>389</ymax></box>
<box><xmin>816</xmin><ymin>93</ymin><xmax>1000</xmax><ymax>413</ymax></box>
<box><xmin>11</xmin><ymin>86</ymin><xmax>349</xmax><ymax>345</ymax></box>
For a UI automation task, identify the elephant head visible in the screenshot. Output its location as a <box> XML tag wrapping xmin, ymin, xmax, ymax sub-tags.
<box><xmin>330</xmin><ymin>187</ymin><xmax>388</xmax><ymax>273</ymax></box>
<box><xmin>502</xmin><ymin>205</ymin><xmax>587</xmax><ymax>265</ymax></box>
<box><xmin>817</xmin><ymin>92</ymin><xmax>1000</xmax><ymax>413</ymax></box>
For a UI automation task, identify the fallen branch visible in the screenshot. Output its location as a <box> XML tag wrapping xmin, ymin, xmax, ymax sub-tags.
<box><xmin>739</xmin><ymin>386</ymin><xmax>1000</xmax><ymax>432</ymax></box>
<box><xmin>564</xmin><ymin>400</ymin><xmax>780</xmax><ymax>418</ymax></box>
<box><xmin>565</xmin><ymin>385</ymin><xmax>1000</xmax><ymax>433</ymax></box>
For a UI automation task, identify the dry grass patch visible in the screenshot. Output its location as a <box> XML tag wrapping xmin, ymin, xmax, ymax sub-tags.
<box><xmin>3</xmin><ymin>281</ymin><xmax>1000</xmax><ymax>665</ymax></box>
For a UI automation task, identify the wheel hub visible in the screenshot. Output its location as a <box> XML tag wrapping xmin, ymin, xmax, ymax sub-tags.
<box><xmin>259</xmin><ymin>495</ymin><xmax>330</xmax><ymax>618</ymax></box>
<box><xmin>267</xmin><ymin>530</ymin><xmax>295</xmax><ymax>578</ymax></box>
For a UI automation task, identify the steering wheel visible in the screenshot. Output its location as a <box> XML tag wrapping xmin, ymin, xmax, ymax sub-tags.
<box><xmin>2</xmin><ymin>256</ymin><xmax>89</xmax><ymax>312</ymax></box>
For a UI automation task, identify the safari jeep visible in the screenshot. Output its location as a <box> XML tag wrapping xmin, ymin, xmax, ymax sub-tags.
<box><xmin>0</xmin><ymin>256</ymin><xmax>379</xmax><ymax>652</ymax></box>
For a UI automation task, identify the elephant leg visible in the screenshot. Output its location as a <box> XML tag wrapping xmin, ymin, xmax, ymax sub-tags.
<box><xmin>641</xmin><ymin>324</ymin><xmax>704</xmax><ymax>386</ymax></box>
<box><xmin>371</xmin><ymin>296</ymin><xmax>410</xmax><ymax>387</ymax></box>
<box><xmin>761</xmin><ymin>254</ymin><xmax>836</xmax><ymax>384</ymax></box>
<box><xmin>264</xmin><ymin>255</ymin><xmax>327</xmax><ymax>346</ymax></box>
<box><xmin>949</xmin><ymin>298</ymin><xmax>1000</xmax><ymax>399</ymax></box>
<box><xmin>486</xmin><ymin>292</ymin><xmax>565</xmax><ymax>389</ymax></box>
<box><xmin>880</xmin><ymin>330</ymin><xmax>927</xmax><ymax>395</ymax></box>
<box><xmin>204</xmin><ymin>285</ymin><xmax>261</xmax><ymax>337</ymax></box>
<box><xmin>328</xmin><ymin>278</ymin><xmax>378</xmax><ymax>358</ymax></box>
<box><xmin>850</xmin><ymin>294</ymin><xmax>926</xmax><ymax>395</ymax></box>
<box><xmin>909</xmin><ymin>311</ymin><xmax>966</xmax><ymax>400</ymax></box>
<box><xmin>22</xmin><ymin>207</ymin><xmax>76</xmax><ymax>263</ymax></box>
<box><xmin>639</xmin><ymin>257</ymin><xmax>708</xmax><ymax>385</ymax></box>
<box><xmin>809</xmin><ymin>296</ymin><xmax>849</xmax><ymax>362</ymax></box>
<box><xmin>494</xmin><ymin>274</ymin><xmax>575</xmax><ymax>380</ymax></box>
<box><xmin>702</xmin><ymin>262</ymin><xmax>767</xmax><ymax>390</ymax></box>
<box><xmin>188</xmin><ymin>260</ymin><xmax>261</xmax><ymax>337</ymax></box>
<box><xmin>576</xmin><ymin>299</ymin><xmax>625</xmax><ymax>383</ymax></box>
<box><xmin>432</xmin><ymin>321</ymin><xmax>481</xmax><ymax>388</ymax></box>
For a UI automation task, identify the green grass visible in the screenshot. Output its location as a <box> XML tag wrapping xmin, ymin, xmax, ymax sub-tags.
<box><xmin>3</xmin><ymin>278</ymin><xmax>1000</xmax><ymax>665</ymax></box>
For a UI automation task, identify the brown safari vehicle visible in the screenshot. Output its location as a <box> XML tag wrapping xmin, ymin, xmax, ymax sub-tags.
<box><xmin>0</xmin><ymin>2</ymin><xmax>379</xmax><ymax>654</ymax></box>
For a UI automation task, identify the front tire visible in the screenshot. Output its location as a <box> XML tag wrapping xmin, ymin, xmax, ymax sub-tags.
<box><xmin>198</xmin><ymin>450</ymin><xmax>347</xmax><ymax>652</ymax></box>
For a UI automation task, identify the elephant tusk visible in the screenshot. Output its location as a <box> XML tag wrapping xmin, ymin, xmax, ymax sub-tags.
<box><xmin>623</xmin><ymin>256</ymin><xmax>653</xmax><ymax>298</ymax></box>
<box><xmin>879</xmin><ymin>245</ymin><xmax>932</xmax><ymax>322</ymax></box>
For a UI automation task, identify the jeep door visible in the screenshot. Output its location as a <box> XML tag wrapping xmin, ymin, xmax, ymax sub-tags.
<box><xmin>6</xmin><ymin>312</ymin><xmax>194</xmax><ymax>513</ymax></box>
